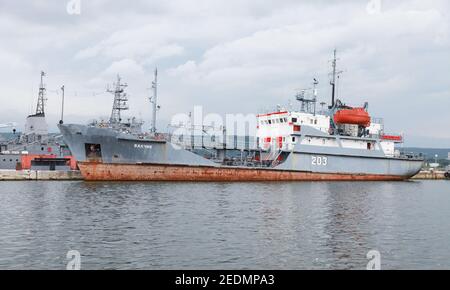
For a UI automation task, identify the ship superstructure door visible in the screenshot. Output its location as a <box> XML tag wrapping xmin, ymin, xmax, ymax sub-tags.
<box><xmin>85</xmin><ymin>143</ymin><xmax>102</xmax><ymax>162</ymax></box>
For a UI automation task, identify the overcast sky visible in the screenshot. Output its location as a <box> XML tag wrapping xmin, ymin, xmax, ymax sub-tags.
<box><xmin>0</xmin><ymin>0</ymin><xmax>449</xmax><ymax>147</ymax></box>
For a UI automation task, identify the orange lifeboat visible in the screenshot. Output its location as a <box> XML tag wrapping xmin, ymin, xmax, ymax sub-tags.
<box><xmin>334</xmin><ymin>108</ymin><xmax>371</xmax><ymax>127</ymax></box>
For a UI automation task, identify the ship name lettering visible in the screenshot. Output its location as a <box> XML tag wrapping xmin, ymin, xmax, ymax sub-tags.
<box><xmin>134</xmin><ymin>144</ymin><xmax>152</xmax><ymax>149</ymax></box>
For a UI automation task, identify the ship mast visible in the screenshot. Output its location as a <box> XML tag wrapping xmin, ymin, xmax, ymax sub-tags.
<box><xmin>36</xmin><ymin>71</ymin><xmax>46</xmax><ymax>116</ymax></box>
<box><xmin>108</xmin><ymin>75</ymin><xmax>129</xmax><ymax>124</ymax></box>
<box><xmin>329</xmin><ymin>49</ymin><xmax>344</xmax><ymax>108</ymax></box>
<box><xmin>59</xmin><ymin>85</ymin><xmax>65</xmax><ymax>124</ymax></box>
<box><xmin>330</xmin><ymin>49</ymin><xmax>337</xmax><ymax>108</ymax></box>
<box><xmin>150</xmin><ymin>68</ymin><xmax>158</xmax><ymax>134</ymax></box>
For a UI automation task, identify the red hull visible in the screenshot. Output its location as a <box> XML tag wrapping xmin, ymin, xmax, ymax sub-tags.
<box><xmin>78</xmin><ymin>162</ymin><xmax>408</xmax><ymax>182</ymax></box>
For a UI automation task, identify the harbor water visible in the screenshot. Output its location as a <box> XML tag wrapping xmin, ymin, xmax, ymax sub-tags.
<box><xmin>0</xmin><ymin>180</ymin><xmax>449</xmax><ymax>269</ymax></box>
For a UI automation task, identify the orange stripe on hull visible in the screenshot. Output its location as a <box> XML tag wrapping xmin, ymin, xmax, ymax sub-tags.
<box><xmin>78</xmin><ymin>162</ymin><xmax>409</xmax><ymax>182</ymax></box>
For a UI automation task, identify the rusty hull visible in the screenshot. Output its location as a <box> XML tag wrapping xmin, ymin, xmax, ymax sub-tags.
<box><xmin>78</xmin><ymin>162</ymin><xmax>408</xmax><ymax>182</ymax></box>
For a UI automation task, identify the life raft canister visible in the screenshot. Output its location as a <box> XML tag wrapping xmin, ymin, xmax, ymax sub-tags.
<box><xmin>334</xmin><ymin>108</ymin><xmax>371</xmax><ymax>127</ymax></box>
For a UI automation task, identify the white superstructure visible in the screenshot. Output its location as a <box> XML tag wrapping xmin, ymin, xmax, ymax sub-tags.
<box><xmin>256</xmin><ymin>110</ymin><xmax>331</xmax><ymax>150</ymax></box>
<box><xmin>256</xmin><ymin>105</ymin><xmax>402</xmax><ymax>157</ymax></box>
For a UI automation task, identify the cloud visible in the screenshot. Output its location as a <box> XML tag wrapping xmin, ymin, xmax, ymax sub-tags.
<box><xmin>75</xmin><ymin>27</ymin><xmax>185</xmax><ymax>62</ymax></box>
<box><xmin>0</xmin><ymin>0</ymin><xmax>449</xmax><ymax>146</ymax></box>
<box><xmin>0</xmin><ymin>48</ymin><xmax>32</xmax><ymax>71</ymax></box>
<box><xmin>164</xmin><ymin>2</ymin><xmax>450</xmax><ymax>140</ymax></box>
<box><xmin>171</xmin><ymin>5</ymin><xmax>448</xmax><ymax>83</ymax></box>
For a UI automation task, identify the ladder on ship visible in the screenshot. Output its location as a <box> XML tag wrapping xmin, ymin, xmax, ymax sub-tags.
<box><xmin>270</xmin><ymin>151</ymin><xmax>283</xmax><ymax>167</ymax></box>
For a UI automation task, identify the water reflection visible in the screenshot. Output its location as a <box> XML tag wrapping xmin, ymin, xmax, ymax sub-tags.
<box><xmin>0</xmin><ymin>180</ymin><xmax>449</xmax><ymax>269</ymax></box>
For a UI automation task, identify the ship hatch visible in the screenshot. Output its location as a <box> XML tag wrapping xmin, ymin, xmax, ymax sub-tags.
<box><xmin>85</xmin><ymin>143</ymin><xmax>102</xmax><ymax>162</ymax></box>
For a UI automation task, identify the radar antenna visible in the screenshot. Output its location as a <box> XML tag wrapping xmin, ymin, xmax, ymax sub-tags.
<box><xmin>108</xmin><ymin>75</ymin><xmax>129</xmax><ymax>124</ymax></box>
<box><xmin>296</xmin><ymin>78</ymin><xmax>319</xmax><ymax>115</ymax></box>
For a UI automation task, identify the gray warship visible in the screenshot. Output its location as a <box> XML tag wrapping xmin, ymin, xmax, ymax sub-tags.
<box><xmin>0</xmin><ymin>72</ymin><xmax>74</xmax><ymax>170</ymax></box>
<box><xmin>59</xmin><ymin>52</ymin><xmax>424</xmax><ymax>181</ymax></box>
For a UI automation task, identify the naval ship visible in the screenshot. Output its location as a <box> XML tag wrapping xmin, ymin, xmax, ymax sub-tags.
<box><xmin>0</xmin><ymin>72</ymin><xmax>76</xmax><ymax>171</ymax></box>
<box><xmin>59</xmin><ymin>51</ymin><xmax>424</xmax><ymax>181</ymax></box>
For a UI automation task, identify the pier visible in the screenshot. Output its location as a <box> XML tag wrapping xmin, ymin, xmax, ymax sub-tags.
<box><xmin>412</xmin><ymin>170</ymin><xmax>448</xmax><ymax>180</ymax></box>
<box><xmin>0</xmin><ymin>170</ymin><xmax>82</xmax><ymax>181</ymax></box>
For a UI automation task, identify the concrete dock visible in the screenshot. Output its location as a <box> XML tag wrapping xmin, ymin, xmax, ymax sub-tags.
<box><xmin>0</xmin><ymin>170</ymin><xmax>83</xmax><ymax>181</ymax></box>
<box><xmin>411</xmin><ymin>170</ymin><xmax>448</xmax><ymax>180</ymax></box>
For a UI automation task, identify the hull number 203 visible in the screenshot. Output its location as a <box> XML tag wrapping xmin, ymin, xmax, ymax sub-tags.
<box><xmin>311</xmin><ymin>156</ymin><xmax>328</xmax><ymax>166</ymax></box>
